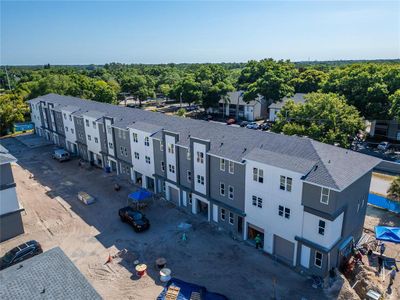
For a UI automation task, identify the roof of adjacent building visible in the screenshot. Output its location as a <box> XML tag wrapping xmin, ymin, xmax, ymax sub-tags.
<box><xmin>0</xmin><ymin>144</ymin><xmax>17</xmax><ymax>165</ymax></box>
<box><xmin>268</xmin><ymin>93</ymin><xmax>307</xmax><ymax>109</ymax></box>
<box><xmin>218</xmin><ymin>90</ymin><xmax>263</xmax><ymax>106</ymax></box>
<box><xmin>29</xmin><ymin>93</ymin><xmax>380</xmax><ymax>191</ymax></box>
<box><xmin>0</xmin><ymin>247</ymin><xmax>101</xmax><ymax>300</ymax></box>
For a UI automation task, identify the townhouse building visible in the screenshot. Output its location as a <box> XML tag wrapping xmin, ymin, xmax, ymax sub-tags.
<box><xmin>28</xmin><ymin>94</ymin><xmax>380</xmax><ymax>277</ymax></box>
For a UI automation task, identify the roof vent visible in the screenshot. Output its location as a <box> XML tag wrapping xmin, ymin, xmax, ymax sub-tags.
<box><xmin>243</xmin><ymin>147</ymin><xmax>247</xmax><ymax>153</ymax></box>
<box><xmin>220</xmin><ymin>142</ymin><xmax>224</xmax><ymax>147</ymax></box>
<box><xmin>328</xmin><ymin>160</ymin><xmax>331</xmax><ymax>164</ymax></box>
<box><xmin>188</xmin><ymin>134</ymin><xmax>191</xmax><ymax>138</ymax></box>
<box><xmin>314</xmin><ymin>165</ymin><xmax>318</xmax><ymax>171</ymax></box>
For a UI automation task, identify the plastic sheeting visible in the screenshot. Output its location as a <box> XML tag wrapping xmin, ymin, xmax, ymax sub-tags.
<box><xmin>375</xmin><ymin>226</ymin><xmax>400</xmax><ymax>243</ymax></box>
<box><xmin>368</xmin><ymin>194</ymin><xmax>400</xmax><ymax>214</ymax></box>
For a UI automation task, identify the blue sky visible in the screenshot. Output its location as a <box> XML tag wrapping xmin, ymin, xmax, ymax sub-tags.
<box><xmin>1</xmin><ymin>1</ymin><xmax>399</xmax><ymax>65</ymax></box>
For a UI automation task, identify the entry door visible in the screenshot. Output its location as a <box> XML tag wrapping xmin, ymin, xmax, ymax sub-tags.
<box><xmin>212</xmin><ymin>204</ymin><xmax>218</xmax><ymax>222</ymax></box>
<box><xmin>300</xmin><ymin>245</ymin><xmax>311</xmax><ymax>268</ymax></box>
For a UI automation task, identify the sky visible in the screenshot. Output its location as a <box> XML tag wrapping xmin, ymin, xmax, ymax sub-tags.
<box><xmin>1</xmin><ymin>1</ymin><xmax>399</xmax><ymax>65</ymax></box>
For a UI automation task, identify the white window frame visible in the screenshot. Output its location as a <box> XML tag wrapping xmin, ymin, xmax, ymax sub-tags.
<box><xmin>133</xmin><ymin>133</ymin><xmax>138</xmax><ymax>143</ymax></box>
<box><xmin>108</xmin><ymin>142</ymin><xmax>113</xmax><ymax>148</ymax></box>
<box><xmin>94</xmin><ymin>137</ymin><xmax>98</xmax><ymax>143</ymax></box>
<box><xmin>161</xmin><ymin>161</ymin><xmax>165</xmax><ymax>171</ymax></box>
<box><xmin>134</xmin><ymin>152</ymin><xmax>139</xmax><ymax>160</ymax></box>
<box><xmin>229</xmin><ymin>212</ymin><xmax>234</xmax><ymax>225</ymax></box>
<box><xmin>314</xmin><ymin>251</ymin><xmax>323</xmax><ymax>268</ymax></box>
<box><xmin>252</xmin><ymin>195</ymin><xmax>257</xmax><ymax>206</ymax></box>
<box><xmin>284</xmin><ymin>207</ymin><xmax>290</xmax><ymax>219</ymax></box>
<box><xmin>253</xmin><ymin>168</ymin><xmax>263</xmax><ymax>183</ymax></box>
<box><xmin>144</xmin><ymin>137</ymin><xmax>150</xmax><ymax>146</ymax></box>
<box><xmin>187</xmin><ymin>170</ymin><xmax>191</xmax><ymax>182</ymax></box>
<box><xmin>196</xmin><ymin>151</ymin><xmax>204</xmax><ymax>164</ymax></box>
<box><xmin>187</xmin><ymin>150</ymin><xmax>191</xmax><ymax>160</ymax></box>
<box><xmin>85</xmin><ymin>119</ymin><xmax>89</xmax><ymax>127</ymax></box>
<box><xmin>145</xmin><ymin>156</ymin><xmax>150</xmax><ymax>164</ymax></box>
<box><xmin>228</xmin><ymin>185</ymin><xmax>234</xmax><ymax>200</ymax></box>
<box><xmin>220</xmin><ymin>182</ymin><xmax>225</xmax><ymax>196</ymax></box>
<box><xmin>87</xmin><ymin>135</ymin><xmax>91</xmax><ymax>141</ymax></box>
<box><xmin>92</xmin><ymin>121</ymin><xmax>96</xmax><ymax>129</ymax></box>
<box><xmin>197</xmin><ymin>175</ymin><xmax>204</xmax><ymax>185</ymax></box>
<box><xmin>160</xmin><ymin>141</ymin><xmax>164</xmax><ymax>151</ymax></box>
<box><xmin>318</xmin><ymin>220</ymin><xmax>326</xmax><ymax>235</ymax></box>
<box><xmin>188</xmin><ymin>193</ymin><xmax>192</xmax><ymax>205</ymax></box>
<box><xmin>228</xmin><ymin>161</ymin><xmax>234</xmax><ymax>174</ymax></box>
<box><xmin>220</xmin><ymin>208</ymin><xmax>226</xmax><ymax>221</ymax></box>
<box><xmin>220</xmin><ymin>159</ymin><xmax>225</xmax><ymax>171</ymax></box>
<box><xmin>168</xmin><ymin>143</ymin><xmax>174</xmax><ymax>154</ymax></box>
<box><xmin>320</xmin><ymin>188</ymin><xmax>330</xmax><ymax>205</ymax></box>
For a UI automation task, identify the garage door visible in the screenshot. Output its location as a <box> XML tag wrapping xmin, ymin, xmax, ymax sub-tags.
<box><xmin>168</xmin><ymin>186</ymin><xmax>179</xmax><ymax>206</ymax></box>
<box><xmin>273</xmin><ymin>235</ymin><xmax>295</xmax><ymax>265</ymax></box>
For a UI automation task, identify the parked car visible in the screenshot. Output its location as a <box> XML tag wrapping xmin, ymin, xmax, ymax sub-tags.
<box><xmin>0</xmin><ymin>240</ymin><xmax>42</xmax><ymax>270</ymax></box>
<box><xmin>119</xmin><ymin>207</ymin><xmax>150</xmax><ymax>232</ymax></box>
<box><xmin>52</xmin><ymin>149</ymin><xmax>70</xmax><ymax>162</ymax></box>
<box><xmin>186</xmin><ymin>105</ymin><xmax>198</xmax><ymax>112</ymax></box>
<box><xmin>226</xmin><ymin>118</ymin><xmax>236</xmax><ymax>125</ymax></box>
<box><xmin>204</xmin><ymin>115</ymin><xmax>213</xmax><ymax>121</ymax></box>
<box><xmin>377</xmin><ymin>141</ymin><xmax>391</xmax><ymax>151</ymax></box>
<box><xmin>260</xmin><ymin>123</ymin><xmax>270</xmax><ymax>131</ymax></box>
<box><xmin>239</xmin><ymin>121</ymin><xmax>248</xmax><ymax>127</ymax></box>
<box><xmin>77</xmin><ymin>191</ymin><xmax>96</xmax><ymax>205</ymax></box>
<box><xmin>246</xmin><ymin>122</ymin><xmax>260</xmax><ymax>129</ymax></box>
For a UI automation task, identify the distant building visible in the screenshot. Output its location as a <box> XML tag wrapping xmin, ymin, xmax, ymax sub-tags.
<box><xmin>268</xmin><ymin>93</ymin><xmax>306</xmax><ymax>122</ymax></box>
<box><xmin>0</xmin><ymin>145</ymin><xmax>24</xmax><ymax>242</ymax></box>
<box><xmin>368</xmin><ymin>120</ymin><xmax>400</xmax><ymax>142</ymax></box>
<box><xmin>0</xmin><ymin>247</ymin><xmax>101</xmax><ymax>299</ymax></box>
<box><xmin>208</xmin><ymin>91</ymin><xmax>267</xmax><ymax>121</ymax></box>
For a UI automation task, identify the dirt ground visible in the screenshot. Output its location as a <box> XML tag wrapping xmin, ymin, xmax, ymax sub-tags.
<box><xmin>370</xmin><ymin>172</ymin><xmax>396</xmax><ymax>197</ymax></box>
<box><xmin>0</xmin><ymin>136</ymin><xmax>329</xmax><ymax>300</ymax></box>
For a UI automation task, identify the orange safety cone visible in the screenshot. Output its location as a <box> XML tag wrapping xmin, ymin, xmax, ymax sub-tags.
<box><xmin>105</xmin><ymin>253</ymin><xmax>113</xmax><ymax>264</ymax></box>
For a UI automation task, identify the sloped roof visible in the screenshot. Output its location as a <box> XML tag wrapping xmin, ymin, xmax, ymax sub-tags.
<box><xmin>218</xmin><ymin>90</ymin><xmax>263</xmax><ymax>106</ymax></box>
<box><xmin>268</xmin><ymin>93</ymin><xmax>307</xmax><ymax>109</ymax></box>
<box><xmin>28</xmin><ymin>94</ymin><xmax>380</xmax><ymax>191</ymax></box>
<box><xmin>0</xmin><ymin>247</ymin><xmax>101</xmax><ymax>299</ymax></box>
<box><xmin>0</xmin><ymin>144</ymin><xmax>17</xmax><ymax>165</ymax></box>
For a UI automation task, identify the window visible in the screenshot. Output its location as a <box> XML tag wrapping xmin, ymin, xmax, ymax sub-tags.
<box><xmin>188</xmin><ymin>193</ymin><xmax>192</xmax><ymax>205</ymax></box>
<box><xmin>65</xmin><ymin>126</ymin><xmax>69</xmax><ymax>132</ymax></box>
<box><xmin>278</xmin><ymin>205</ymin><xmax>284</xmax><ymax>217</ymax></box>
<box><xmin>284</xmin><ymin>208</ymin><xmax>290</xmax><ymax>219</ymax></box>
<box><xmin>196</xmin><ymin>151</ymin><xmax>204</xmax><ymax>164</ymax></box>
<box><xmin>87</xmin><ymin>135</ymin><xmax>91</xmax><ymax>141</ymax></box>
<box><xmin>168</xmin><ymin>143</ymin><xmax>174</xmax><ymax>154</ymax></box>
<box><xmin>320</xmin><ymin>188</ymin><xmax>330</xmax><ymax>205</ymax></box>
<box><xmin>253</xmin><ymin>168</ymin><xmax>264</xmax><ymax>183</ymax></box>
<box><xmin>92</xmin><ymin>121</ymin><xmax>96</xmax><ymax>129</ymax></box>
<box><xmin>228</xmin><ymin>161</ymin><xmax>234</xmax><ymax>174</ymax></box>
<box><xmin>94</xmin><ymin>137</ymin><xmax>98</xmax><ymax>143</ymax></box>
<box><xmin>161</xmin><ymin>161</ymin><xmax>165</xmax><ymax>171</ymax></box>
<box><xmin>144</xmin><ymin>137</ymin><xmax>150</xmax><ymax>146</ymax></box>
<box><xmin>220</xmin><ymin>159</ymin><xmax>225</xmax><ymax>171</ymax></box>
<box><xmin>168</xmin><ymin>164</ymin><xmax>175</xmax><ymax>173</ymax></box>
<box><xmin>318</xmin><ymin>220</ymin><xmax>326</xmax><ymax>235</ymax></box>
<box><xmin>280</xmin><ymin>176</ymin><xmax>293</xmax><ymax>192</ymax></box>
<box><xmin>252</xmin><ymin>196</ymin><xmax>263</xmax><ymax>208</ymax></box>
<box><xmin>220</xmin><ymin>183</ymin><xmax>225</xmax><ymax>196</ymax></box>
<box><xmin>229</xmin><ymin>212</ymin><xmax>234</xmax><ymax>225</ymax></box>
<box><xmin>71</xmin><ymin>128</ymin><xmax>74</xmax><ymax>134</ymax></box>
<box><xmin>120</xmin><ymin>146</ymin><xmax>124</xmax><ymax>156</ymax></box>
<box><xmin>145</xmin><ymin>156</ymin><xmax>150</xmax><ymax>164</ymax></box>
<box><xmin>228</xmin><ymin>186</ymin><xmax>234</xmax><ymax>200</ymax></box>
<box><xmin>197</xmin><ymin>175</ymin><xmax>204</xmax><ymax>185</ymax></box>
<box><xmin>108</xmin><ymin>142</ymin><xmax>113</xmax><ymax>148</ymax></box>
<box><xmin>133</xmin><ymin>133</ymin><xmax>138</xmax><ymax>143</ymax></box>
<box><xmin>187</xmin><ymin>171</ymin><xmax>192</xmax><ymax>182</ymax></box>
<box><xmin>107</xmin><ymin>125</ymin><xmax>111</xmax><ymax>134</ymax></box>
<box><xmin>252</xmin><ymin>195</ymin><xmax>257</xmax><ymax>206</ymax></box>
<box><xmin>134</xmin><ymin>152</ymin><xmax>139</xmax><ymax>160</ymax></box>
<box><xmin>314</xmin><ymin>251</ymin><xmax>322</xmax><ymax>268</ymax></box>
<box><xmin>221</xmin><ymin>208</ymin><xmax>226</xmax><ymax>221</ymax></box>
<box><xmin>160</xmin><ymin>141</ymin><xmax>164</xmax><ymax>151</ymax></box>
<box><xmin>85</xmin><ymin>120</ymin><xmax>89</xmax><ymax>127</ymax></box>
<box><xmin>187</xmin><ymin>150</ymin><xmax>191</xmax><ymax>160</ymax></box>
<box><xmin>63</xmin><ymin>113</ymin><xmax>66</xmax><ymax>119</ymax></box>
<box><xmin>69</xmin><ymin>115</ymin><xmax>72</xmax><ymax>121</ymax></box>
<box><xmin>124</xmin><ymin>147</ymin><xmax>128</xmax><ymax>157</ymax></box>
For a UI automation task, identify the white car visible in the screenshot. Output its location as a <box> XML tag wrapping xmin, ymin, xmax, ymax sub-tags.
<box><xmin>377</xmin><ymin>142</ymin><xmax>390</xmax><ymax>151</ymax></box>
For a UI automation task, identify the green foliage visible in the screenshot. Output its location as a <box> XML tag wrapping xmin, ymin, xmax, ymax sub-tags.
<box><xmin>0</xmin><ymin>93</ymin><xmax>29</xmax><ymax>135</ymax></box>
<box><xmin>176</xmin><ymin>108</ymin><xmax>186</xmax><ymax>117</ymax></box>
<box><xmin>293</xmin><ymin>69</ymin><xmax>327</xmax><ymax>93</ymax></box>
<box><xmin>389</xmin><ymin>90</ymin><xmax>400</xmax><ymax>121</ymax></box>
<box><xmin>238</xmin><ymin>59</ymin><xmax>298</xmax><ymax>102</ymax></box>
<box><xmin>387</xmin><ymin>176</ymin><xmax>400</xmax><ymax>202</ymax></box>
<box><xmin>272</xmin><ymin>93</ymin><xmax>364</xmax><ymax>147</ymax></box>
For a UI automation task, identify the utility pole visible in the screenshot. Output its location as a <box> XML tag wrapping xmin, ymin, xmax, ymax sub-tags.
<box><xmin>180</xmin><ymin>92</ymin><xmax>183</xmax><ymax>108</ymax></box>
<box><xmin>4</xmin><ymin>67</ymin><xmax>11</xmax><ymax>90</ymax></box>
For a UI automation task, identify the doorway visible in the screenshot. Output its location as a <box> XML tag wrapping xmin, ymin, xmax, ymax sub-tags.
<box><xmin>196</xmin><ymin>199</ymin><xmax>209</xmax><ymax>219</ymax></box>
<box><xmin>237</xmin><ymin>216</ymin><xmax>243</xmax><ymax>234</ymax></box>
<box><xmin>135</xmin><ymin>171</ymin><xmax>143</xmax><ymax>186</ymax></box>
<box><xmin>247</xmin><ymin>224</ymin><xmax>264</xmax><ymax>246</ymax></box>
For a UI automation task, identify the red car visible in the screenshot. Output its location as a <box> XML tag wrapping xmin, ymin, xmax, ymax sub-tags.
<box><xmin>226</xmin><ymin>118</ymin><xmax>236</xmax><ymax>125</ymax></box>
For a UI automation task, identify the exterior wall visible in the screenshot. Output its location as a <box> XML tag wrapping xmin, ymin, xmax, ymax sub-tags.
<box><xmin>0</xmin><ymin>211</ymin><xmax>24</xmax><ymax>242</ymax></box>
<box><xmin>104</xmin><ymin>118</ymin><xmax>115</xmax><ymax>157</ymax></box>
<box><xmin>61</xmin><ymin>108</ymin><xmax>78</xmax><ymax>153</ymax></box>
<box><xmin>98</xmin><ymin>123</ymin><xmax>108</xmax><ymax>154</ymax></box>
<box><xmin>269</xmin><ymin>108</ymin><xmax>280</xmax><ymax>122</ymax></box>
<box><xmin>192</xmin><ymin>141</ymin><xmax>207</xmax><ymax>195</ymax></box>
<box><xmin>0</xmin><ymin>187</ymin><xmax>21</xmax><ymax>215</ymax></box>
<box><xmin>178</xmin><ymin>146</ymin><xmax>192</xmax><ymax>189</ymax></box>
<box><xmin>113</xmin><ymin>128</ymin><xmax>132</xmax><ymax>165</ymax></box>
<box><xmin>209</xmin><ymin>155</ymin><xmax>245</xmax><ymax>212</ymax></box>
<box><xmin>153</xmin><ymin>139</ymin><xmax>166</xmax><ymax>178</ymax></box>
<box><xmin>74</xmin><ymin>116</ymin><xmax>87</xmax><ymax>145</ymax></box>
<box><xmin>0</xmin><ymin>164</ymin><xmax>14</xmax><ymax>187</ymax></box>
<box><xmin>83</xmin><ymin>115</ymin><xmax>102</xmax><ymax>161</ymax></box>
<box><xmin>302</xmin><ymin>183</ymin><xmax>339</xmax><ymax>216</ymax></box>
<box><xmin>244</xmin><ymin>159</ymin><xmax>304</xmax><ymax>266</ymax></box>
<box><xmin>30</xmin><ymin>101</ymin><xmax>43</xmax><ymax>132</ymax></box>
<box><xmin>165</xmin><ymin>133</ymin><xmax>178</xmax><ymax>183</ymax></box>
<box><xmin>53</xmin><ymin>111</ymin><xmax>65</xmax><ymax>136</ymax></box>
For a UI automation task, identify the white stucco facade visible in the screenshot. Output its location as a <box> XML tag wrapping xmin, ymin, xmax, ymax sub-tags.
<box><xmin>61</xmin><ymin>108</ymin><xmax>78</xmax><ymax>153</ymax></box>
<box><xmin>165</xmin><ymin>134</ymin><xmax>177</xmax><ymax>183</ymax></box>
<box><xmin>193</xmin><ymin>142</ymin><xmax>207</xmax><ymax>195</ymax></box>
<box><xmin>82</xmin><ymin>115</ymin><xmax>102</xmax><ymax>165</ymax></box>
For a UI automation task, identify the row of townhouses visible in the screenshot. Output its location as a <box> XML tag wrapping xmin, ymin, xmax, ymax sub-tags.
<box><xmin>28</xmin><ymin>94</ymin><xmax>380</xmax><ymax>277</ymax></box>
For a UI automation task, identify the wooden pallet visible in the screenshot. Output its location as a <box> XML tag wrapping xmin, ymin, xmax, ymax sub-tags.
<box><xmin>165</xmin><ymin>286</ymin><xmax>180</xmax><ymax>300</ymax></box>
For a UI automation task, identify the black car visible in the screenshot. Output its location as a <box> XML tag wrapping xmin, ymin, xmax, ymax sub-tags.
<box><xmin>119</xmin><ymin>207</ymin><xmax>150</xmax><ymax>232</ymax></box>
<box><xmin>260</xmin><ymin>123</ymin><xmax>271</xmax><ymax>131</ymax></box>
<box><xmin>239</xmin><ymin>121</ymin><xmax>248</xmax><ymax>127</ymax></box>
<box><xmin>0</xmin><ymin>240</ymin><xmax>43</xmax><ymax>270</ymax></box>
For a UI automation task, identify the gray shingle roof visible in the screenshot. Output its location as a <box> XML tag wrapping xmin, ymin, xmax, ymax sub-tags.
<box><xmin>29</xmin><ymin>94</ymin><xmax>380</xmax><ymax>191</ymax></box>
<box><xmin>127</xmin><ymin>121</ymin><xmax>163</xmax><ymax>134</ymax></box>
<box><xmin>0</xmin><ymin>247</ymin><xmax>101</xmax><ymax>300</ymax></box>
<box><xmin>219</xmin><ymin>90</ymin><xmax>264</xmax><ymax>106</ymax></box>
<box><xmin>268</xmin><ymin>93</ymin><xmax>306</xmax><ymax>109</ymax></box>
<box><xmin>0</xmin><ymin>144</ymin><xmax>17</xmax><ymax>165</ymax></box>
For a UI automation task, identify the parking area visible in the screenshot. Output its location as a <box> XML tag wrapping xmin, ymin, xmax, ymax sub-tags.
<box><xmin>0</xmin><ymin>136</ymin><xmax>327</xmax><ymax>300</ymax></box>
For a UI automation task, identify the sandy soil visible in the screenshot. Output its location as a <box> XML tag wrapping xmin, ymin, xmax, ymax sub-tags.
<box><xmin>0</xmin><ymin>136</ymin><xmax>327</xmax><ymax>300</ymax></box>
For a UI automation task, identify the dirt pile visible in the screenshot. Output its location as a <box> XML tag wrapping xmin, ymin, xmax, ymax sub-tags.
<box><xmin>325</xmin><ymin>274</ymin><xmax>360</xmax><ymax>300</ymax></box>
<box><xmin>352</xmin><ymin>264</ymin><xmax>384</xmax><ymax>299</ymax></box>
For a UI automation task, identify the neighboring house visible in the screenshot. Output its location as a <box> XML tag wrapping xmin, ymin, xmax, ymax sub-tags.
<box><xmin>268</xmin><ymin>93</ymin><xmax>306</xmax><ymax>122</ymax></box>
<box><xmin>28</xmin><ymin>93</ymin><xmax>380</xmax><ymax>277</ymax></box>
<box><xmin>0</xmin><ymin>247</ymin><xmax>101</xmax><ymax>299</ymax></box>
<box><xmin>368</xmin><ymin>120</ymin><xmax>400</xmax><ymax>142</ymax></box>
<box><xmin>209</xmin><ymin>91</ymin><xmax>267</xmax><ymax>121</ymax></box>
<box><xmin>0</xmin><ymin>145</ymin><xmax>24</xmax><ymax>242</ymax></box>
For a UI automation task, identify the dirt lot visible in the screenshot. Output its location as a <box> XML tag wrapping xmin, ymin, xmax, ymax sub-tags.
<box><xmin>0</xmin><ymin>136</ymin><xmax>328</xmax><ymax>300</ymax></box>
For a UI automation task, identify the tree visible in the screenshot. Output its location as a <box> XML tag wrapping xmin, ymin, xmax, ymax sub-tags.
<box><xmin>170</xmin><ymin>76</ymin><xmax>203</xmax><ymax>106</ymax></box>
<box><xmin>272</xmin><ymin>93</ymin><xmax>364</xmax><ymax>147</ymax></box>
<box><xmin>293</xmin><ymin>69</ymin><xmax>327</xmax><ymax>93</ymax></box>
<box><xmin>176</xmin><ymin>108</ymin><xmax>186</xmax><ymax>117</ymax></box>
<box><xmin>121</xmin><ymin>75</ymin><xmax>155</xmax><ymax>106</ymax></box>
<box><xmin>387</xmin><ymin>176</ymin><xmax>400</xmax><ymax>202</ymax></box>
<box><xmin>389</xmin><ymin>89</ymin><xmax>400</xmax><ymax>121</ymax></box>
<box><xmin>0</xmin><ymin>93</ymin><xmax>29</xmax><ymax>135</ymax></box>
<box><xmin>238</xmin><ymin>59</ymin><xmax>298</xmax><ymax>103</ymax></box>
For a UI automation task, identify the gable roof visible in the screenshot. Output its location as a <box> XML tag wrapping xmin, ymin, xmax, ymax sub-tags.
<box><xmin>268</xmin><ymin>93</ymin><xmax>307</xmax><ymax>109</ymax></box>
<box><xmin>0</xmin><ymin>247</ymin><xmax>101</xmax><ymax>299</ymax></box>
<box><xmin>29</xmin><ymin>93</ymin><xmax>380</xmax><ymax>191</ymax></box>
<box><xmin>0</xmin><ymin>144</ymin><xmax>17</xmax><ymax>165</ymax></box>
<box><xmin>218</xmin><ymin>90</ymin><xmax>264</xmax><ymax>106</ymax></box>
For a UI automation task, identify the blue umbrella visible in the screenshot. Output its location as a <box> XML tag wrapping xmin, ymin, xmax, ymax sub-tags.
<box><xmin>128</xmin><ymin>189</ymin><xmax>152</xmax><ymax>203</ymax></box>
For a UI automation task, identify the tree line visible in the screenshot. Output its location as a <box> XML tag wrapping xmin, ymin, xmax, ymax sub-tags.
<box><xmin>1</xmin><ymin>59</ymin><xmax>399</xmax><ymax>147</ymax></box>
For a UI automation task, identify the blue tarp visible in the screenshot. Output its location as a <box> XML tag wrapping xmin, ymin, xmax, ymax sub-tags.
<box><xmin>14</xmin><ymin>122</ymin><xmax>34</xmax><ymax>132</ymax></box>
<box><xmin>368</xmin><ymin>193</ymin><xmax>400</xmax><ymax>214</ymax></box>
<box><xmin>128</xmin><ymin>189</ymin><xmax>152</xmax><ymax>202</ymax></box>
<box><xmin>375</xmin><ymin>226</ymin><xmax>400</xmax><ymax>243</ymax></box>
<box><xmin>157</xmin><ymin>278</ymin><xmax>228</xmax><ymax>300</ymax></box>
